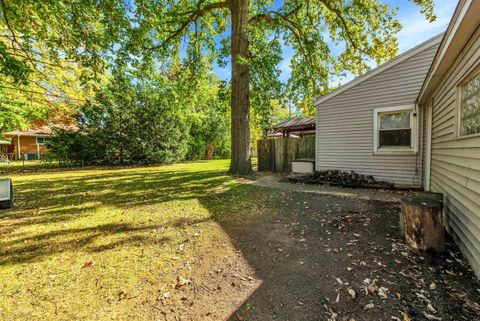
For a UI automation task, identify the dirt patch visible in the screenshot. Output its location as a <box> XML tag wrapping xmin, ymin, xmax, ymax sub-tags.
<box><xmin>187</xmin><ymin>187</ymin><xmax>480</xmax><ymax>321</ymax></box>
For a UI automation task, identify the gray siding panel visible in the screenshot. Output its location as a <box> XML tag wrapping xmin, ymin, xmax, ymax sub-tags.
<box><xmin>316</xmin><ymin>41</ymin><xmax>440</xmax><ymax>185</ymax></box>
<box><xmin>427</xmin><ymin>26</ymin><xmax>480</xmax><ymax>277</ymax></box>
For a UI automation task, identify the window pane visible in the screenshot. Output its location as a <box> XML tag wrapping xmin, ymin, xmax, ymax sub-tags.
<box><xmin>380</xmin><ymin>112</ymin><xmax>410</xmax><ymax>129</ymax></box>
<box><xmin>379</xmin><ymin>129</ymin><xmax>411</xmax><ymax>147</ymax></box>
<box><xmin>461</xmin><ymin>72</ymin><xmax>480</xmax><ymax>136</ymax></box>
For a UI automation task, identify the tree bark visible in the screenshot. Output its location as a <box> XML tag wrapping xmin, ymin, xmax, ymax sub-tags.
<box><xmin>400</xmin><ymin>195</ymin><xmax>445</xmax><ymax>253</ymax></box>
<box><xmin>228</xmin><ymin>0</ymin><xmax>253</xmax><ymax>176</ymax></box>
<box><xmin>205</xmin><ymin>144</ymin><xmax>215</xmax><ymax>160</ymax></box>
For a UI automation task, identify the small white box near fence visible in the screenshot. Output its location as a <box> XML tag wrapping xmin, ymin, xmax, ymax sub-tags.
<box><xmin>291</xmin><ymin>159</ymin><xmax>315</xmax><ymax>174</ymax></box>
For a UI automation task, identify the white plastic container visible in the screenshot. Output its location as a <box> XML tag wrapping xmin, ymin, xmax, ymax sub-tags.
<box><xmin>0</xmin><ymin>178</ymin><xmax>13</xmax><ymax>209</ymax></box>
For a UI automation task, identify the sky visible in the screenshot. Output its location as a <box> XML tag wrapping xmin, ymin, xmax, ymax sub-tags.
<box><xmin>213</xmin><ymin>0</ymin><xmax>458</xmax><ymax>86</ymax></box>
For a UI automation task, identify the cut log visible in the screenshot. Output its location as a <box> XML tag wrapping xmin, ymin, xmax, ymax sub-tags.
<box><xmin>400</xmin><ymin>194</ymin><xmax>444</xmax><ymax>253</ymax></box>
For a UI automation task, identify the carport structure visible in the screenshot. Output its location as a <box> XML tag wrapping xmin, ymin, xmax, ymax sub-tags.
<box><xmin>272</xmin><ymin>117</ymin><xmax>315</xmax><ymax>138</ymax></box>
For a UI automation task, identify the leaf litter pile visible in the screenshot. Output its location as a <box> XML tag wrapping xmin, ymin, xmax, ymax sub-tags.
<box><xmin>286</xmin><ymin>170</ymin><xmax>395</xmax><ymax>189</ymax></box>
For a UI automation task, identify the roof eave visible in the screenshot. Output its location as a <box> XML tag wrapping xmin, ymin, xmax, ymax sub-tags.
<box><xmin>3</xmin><ymin>133</ymin><xmax>52</xmax><ymax>137</ymax></box>
<box><xmin>418</xmin><ymin>0</ymin><xmax>480</xmax><ymax>105</ymax></box>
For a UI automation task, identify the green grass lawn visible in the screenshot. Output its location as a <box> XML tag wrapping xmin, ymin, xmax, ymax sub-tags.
<box><xmin>0</xmin><ymin>160</ymin><xmax>261</xmax><ymax>320</ymax></box>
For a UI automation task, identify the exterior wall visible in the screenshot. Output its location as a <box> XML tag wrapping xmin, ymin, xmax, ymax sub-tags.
<box><xmin>7</xmin><ymin>136</ymin><xmax>49</xmax><ymax>160</ymax></box>
<box><xmin>315</xmin><ymin>41</ymin><xmax>440</xmax><ymax>185</ymax></box>
<box><xmin>425</xmin><ymin>26</ymin><xmax>480</xmax><ymax>275</ymax></box>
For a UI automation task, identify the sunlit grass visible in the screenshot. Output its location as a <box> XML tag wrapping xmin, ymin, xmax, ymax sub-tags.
<box><xmin>0</xmin><ymin>159</ymin><xmax>262</xmax><ymax>320</ymax></box>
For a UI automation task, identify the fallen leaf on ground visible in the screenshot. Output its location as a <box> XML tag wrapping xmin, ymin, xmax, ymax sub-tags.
<box><xmin>401</xmin><ymin>312</ymin><xmax>411</xmax><ymax>321</ymax></box>
<box><xmin>378</xmin><ymin>287</ymin><xmax>389</xmax><ymax>299</ymax></box>
<box><xmin>427</xmin><ymin>303</ymin><xmax>437</xmax><ymax>314</ymax></box>
<box><xmin>83</xmin><ymin>259</ymin><xmax>95</xmax><ymax>268</ymax></box>
<box><xmin>422</xmin><ymin>312</ymin><xmax>442</xmax><ymax>320</ymax></box>
<box><xmin>347</xmin><ymin>288</ymin><xmax>356</xmax><ymax>299</ymax></box>
<box><xmin>175</xmin><ymin>276</ymin><xmax>192</xmax><ymax>289</ymax></box>
<box><xmin>158</xmin><ymin>292</ymin><xmax>171</xmax><ymax>303</ymax></box>
<box><xmin>118</xmin><ymin>290</ymin><xmax>128</xmax><ymax>300</ymax></box>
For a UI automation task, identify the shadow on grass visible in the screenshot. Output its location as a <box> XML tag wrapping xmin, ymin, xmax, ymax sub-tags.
<box><xmin>0</xmin><ymin>166</ymin><xmax>232</xmax><ymax>266</ymax></box>
<box><xmin>0</xmin><ymin>216</ymin><xmax>212</xmax><ymax>266</ymax></box>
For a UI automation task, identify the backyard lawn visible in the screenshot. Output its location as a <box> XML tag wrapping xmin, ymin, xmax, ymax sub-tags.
<box><xmin>0</xmin><ymin>160</ymin><xmax>479</xmax><ymax>321</ymax></box>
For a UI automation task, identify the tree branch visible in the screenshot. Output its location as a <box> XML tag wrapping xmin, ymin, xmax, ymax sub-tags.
<box><xmin>248</xmin><ymin>5</ymin><xmax>310</xmax><ymax>68</ymax></box>
<box><xmin>0</xmin><ymin>0</ymin><xmax>52</xmax><ymax>80</ymax></box>
<box><xmin>318</xmin><ymin>0</ymin><xmax>367</xmax><ymax>55</ymax></box>
<box><xmin>147</xmin><ymin>1</ymin><xmax>229</xmax><ymax>52</ymax></box>
<box><xmin>249</xmin><ymin>5</ymin><xmax>302</xmax><ymax>26</ymax></box>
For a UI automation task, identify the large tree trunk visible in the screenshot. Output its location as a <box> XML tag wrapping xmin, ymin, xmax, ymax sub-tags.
<box><xmin>228</xmin><ymin>0</ymin><xmax>253</xmax><ymax>176</ymax></box>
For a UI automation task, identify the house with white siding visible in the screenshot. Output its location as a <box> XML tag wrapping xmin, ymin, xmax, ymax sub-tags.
<box><xmin>418</xmin><ymin>0</ymin><xmax>480</xmax><ymax>276</ymax></box>
<box><xmin>315</xmin><ymin>34</ymin><xmax>442</xmax><ymax>186</ymax></box>
<box><xmin>314</xmin><ymin>0</ymin><xmax>480</xmax><ymax>276</ymax></box>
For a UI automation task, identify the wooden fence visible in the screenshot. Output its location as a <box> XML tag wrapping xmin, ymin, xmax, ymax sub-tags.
<box><xmin>257</xmin><ymin>136</ymin><xmax>315</xmax><ymax>172</ymax></box>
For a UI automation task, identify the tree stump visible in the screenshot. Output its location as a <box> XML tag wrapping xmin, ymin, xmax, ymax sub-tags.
<box><xmin>0</xmin><ymin>178</ymin><xmax>13</xmax><ymax>210</ymax></box>
<box><xmin>400</xmin><ymin>194</ymin><xmax>444</xmax><ymax>253</ymax></box>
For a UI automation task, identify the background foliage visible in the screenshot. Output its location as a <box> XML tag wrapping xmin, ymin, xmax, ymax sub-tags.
<box><xmin>48</xmin><ymin>61</ymin><xmax>231</xmax><ymax>164</ymax></box>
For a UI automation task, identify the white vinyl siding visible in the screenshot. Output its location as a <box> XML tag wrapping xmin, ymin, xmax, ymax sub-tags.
<box><xmin>315</xmin><ymin>39</ymin><xmax>440</xmax><ymax>185</ymax></box>
<box><xmin>425</xmin><ymin>26</ymin><xmax>480</xmax><ymax>276</ymax></box>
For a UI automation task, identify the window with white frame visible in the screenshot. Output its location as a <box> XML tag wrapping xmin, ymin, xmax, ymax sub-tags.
<box><xmin>458</xmin><ymin>69</ymin><xmax>480</xmax><ymax>137</ymax></box>
<box><xmin>36</xmin><ymin>137</ymin><xmax>50</xmax><ymax>145</ymax></box>
<box><xmin>373</xmin><ymin>105</ymin><xmax>417</xmax><ymax>154</ymax></box>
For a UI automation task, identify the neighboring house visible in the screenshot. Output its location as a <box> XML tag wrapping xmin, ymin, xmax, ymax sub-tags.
<box><xmin>314</xmin><ymin>0</ymin><xmax>480</xmax><ymax>276</ymax></box>
<box><xmin>418</xmin><ymin>1</ymin><xmax>480</xmax><ymax>276</ymax></box>
<box><xmin>3</xmin><ymin>126</ymin><xmax>54</xmax><ymax>160</ymax></box>
<box><xmin>271</xmin><ymin>117</ymin><xmax>316</xmax><ymax>138</ymax></box>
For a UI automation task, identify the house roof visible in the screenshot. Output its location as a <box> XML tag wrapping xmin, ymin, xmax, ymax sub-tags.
<box><xmin>418</xmin><ymin>0</ymin><xmax>480</xmax><ymax>104</ymax></box>
<box><xmin>3</xmin><ymin>126</ymin><xmax>54</xmax><ymax>137</ymax></box>
<box><xmin>314</xmin><ymin>33</ymin><xmax>444</xmax><ymax>107</ymax></box>
<box><xmin>3</xmin><ymin>125</ymin><xmax>78</xmax><ymax>137</ymax></box>
<box><xmin>272</xmin><ymin>117</ymin><xmax>316</xmax><ymax>132</ymax></box>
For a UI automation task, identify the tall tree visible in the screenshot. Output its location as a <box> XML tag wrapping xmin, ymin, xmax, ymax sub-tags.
<box><xmin>130</xmin><ymin>0</ymin><xmax>435</xmax><ymax>175</ymax></box>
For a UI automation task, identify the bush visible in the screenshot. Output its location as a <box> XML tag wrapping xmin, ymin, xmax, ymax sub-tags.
<box><xmin>49</xmin><ymin>76</ymin><xmax>188</xmax><ymax>165</ymax></box>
